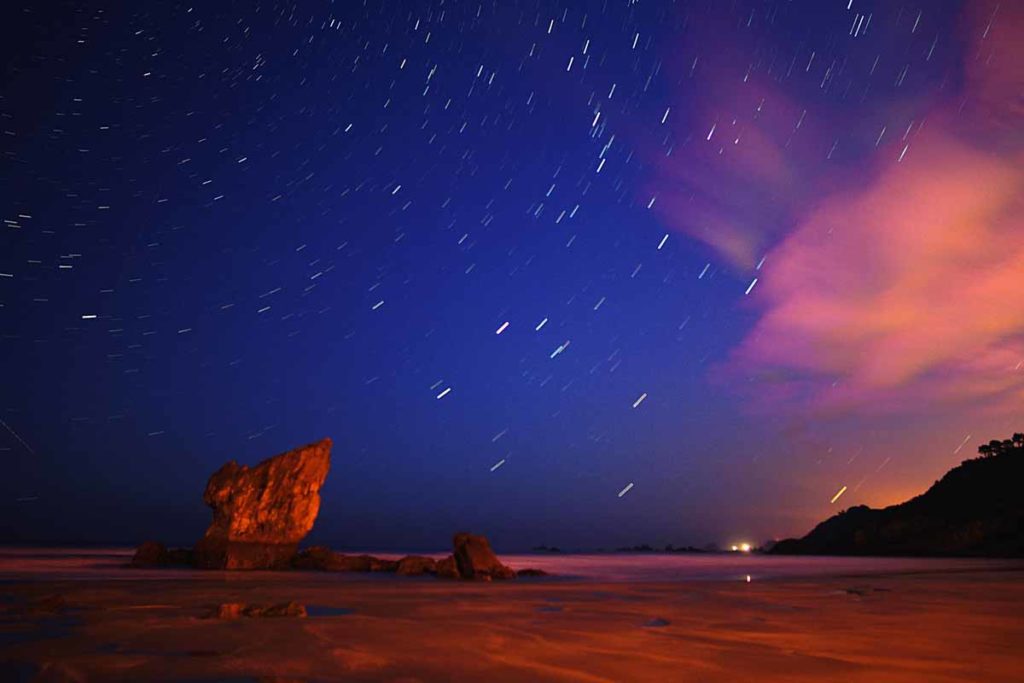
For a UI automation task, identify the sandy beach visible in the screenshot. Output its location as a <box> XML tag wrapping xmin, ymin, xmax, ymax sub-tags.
<box><xmin>2</xmin><ymin>550</ymin><xmax>1023</xmax><ymax>682</ymax></box>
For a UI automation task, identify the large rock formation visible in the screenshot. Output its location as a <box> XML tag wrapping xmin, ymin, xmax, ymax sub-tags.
<box><xmin>773</xmin><ymin>435</ymin><xmax>1024</xmax><ymax>557</ymax></box>
<box><xmin>192</xmin><ymin>438</ymin><xmax>332</xmax><ymax>569</ymax></box>
<box><xmin>452</xmin><ymin>532</ymin><xmax>516</xmax><ymax>579</ymax></box>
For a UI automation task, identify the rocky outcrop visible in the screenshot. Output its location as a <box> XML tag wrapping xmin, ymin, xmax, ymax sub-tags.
<box><xmin>395</xmin><ymin>555</ymin><xmax>437</xmax><ymax>575</ymax></box>
<box><xmin>127</xmin><ymin>437</ymin><xmax>554</xmax><ymax>579</ymax></box>
<box><xmin>453</xmin><ymin>532</ymin><xmax>516</xmax><ymax>579</ymax></box>
<box><xmin>289</xmin><ymin>535</ymin><xmax>541</xmax><ymax>580</ymax></box>
<box><xmin>773</xmin><ymin>436</ymin><xmax>1024</xmax><ymax>557</ymax></box>
<box><xmin>193</xmin><ymin>438</ymin><xmax>332</xmax><ymax>569</ymax></box>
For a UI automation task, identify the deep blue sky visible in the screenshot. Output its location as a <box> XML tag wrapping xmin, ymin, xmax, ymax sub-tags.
<box><xmin>2</xmin><ymin>0</ymin><xmax>1019</xmax><ymax>552</ymax></box>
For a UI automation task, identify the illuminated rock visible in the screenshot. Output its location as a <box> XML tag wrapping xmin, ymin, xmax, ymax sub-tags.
<box><xmin>193</xmin><ymin>438</ymin><xmax>332</xmax><ymax>569</ymax></box>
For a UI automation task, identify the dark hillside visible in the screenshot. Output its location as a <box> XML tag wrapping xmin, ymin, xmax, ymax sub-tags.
<box><xmin>773</xmin><ymin>434</ymin><xmax>1024</xmax><ymax>557</ymax></box>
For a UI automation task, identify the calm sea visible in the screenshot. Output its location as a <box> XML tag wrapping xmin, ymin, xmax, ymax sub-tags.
<box><xmin>1</xmin><ymin>547</ymin><xmax>1020</xmax><ymax>582</ymax></box>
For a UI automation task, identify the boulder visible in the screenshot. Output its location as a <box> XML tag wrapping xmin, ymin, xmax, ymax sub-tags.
<box><xmin>208</xmin><ymin>601</ymin><xmax>307</xmax><ymax>619</ymax></box>
<box><xmin>516</xmin><ymin>568</ymin><xmax>549</xmax><ymax>577</ymax></box>
<box><xmin>193</xmin><ymin>438</ymin><xmax>332</xmax><ymax>569</ymax></box>
<box><xmin>164</xmin><ymin>547</ymin><xmax>195</xmax><ymax>565</ymax></box>
<box><xmin>371</xmin><ymin>557</ymin><xmax>399</xmax><ymax>572</ymax></box>
<box><xmin>292</xmin><ymin>547</ymin><xmax>396</xmax><ymax>572</ymax></box>
<box><xmin>130</xmin><ymin>541</ymin><xmax>167</xmax><ymax>567</ymax></box>
<box><xmin>395</xmin><ymin>555</ymin><xmax>437</xmax><ymax>575</ymax></box>
<box><xmin>130</xmin><ymin>541</ymin><xmax>193</xmax><ymax>567</ymax></box>
<box><xmin>434</xmin><ymin>555</ymin><xmax>459</xmax><ymax>579</ymax></box>
<box><xmin>452</xmin><ymin>532</ymin><xmax>516</xmax><ymax>580</ymax></box>
<box><xmin>292</xmin><ymin>545</ymin><xmax>345</xmax><ymax>571</ymax></box>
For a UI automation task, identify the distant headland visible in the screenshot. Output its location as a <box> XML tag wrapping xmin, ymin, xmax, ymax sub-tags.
<box><xmin>773</xmin><ymin>433</ymin><xmax>1024</xmax><ymax>557</ymax></box>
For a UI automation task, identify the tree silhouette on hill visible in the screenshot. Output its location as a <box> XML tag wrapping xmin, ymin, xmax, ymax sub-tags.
<box><xmin>977</xmin><ymin>432</ymin><xmax>1024</xmax><ymax>458</ymax></box>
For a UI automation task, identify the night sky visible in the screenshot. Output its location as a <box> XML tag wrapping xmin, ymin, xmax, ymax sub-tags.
<box><xmin>1</xmin><ymin>1</ymin><xmax>1021</xmax><ymax>551</ymax></box>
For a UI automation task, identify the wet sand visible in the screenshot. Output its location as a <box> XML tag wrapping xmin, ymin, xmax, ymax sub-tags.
<box><xmin>1</xmin><ymin>557</ymin><xmax>1023</xmax><ymax>681</ymax></box>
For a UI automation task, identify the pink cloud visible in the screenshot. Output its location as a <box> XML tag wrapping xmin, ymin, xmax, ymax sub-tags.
<box><xmin>669</xmin><ymin>0</ymin><xmax>1024</xmax><ymax>416</ymax></box>
<box><xmin>728</xmin><ymin>131</ymin><xmax>1024</xmax><ymax>414</ymax></box>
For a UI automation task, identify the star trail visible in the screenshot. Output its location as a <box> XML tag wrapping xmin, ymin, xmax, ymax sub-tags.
<box><xmin>1</xmin><ymin>0</ymin><xmax>1020</xmax><ymax>550</ymax></box>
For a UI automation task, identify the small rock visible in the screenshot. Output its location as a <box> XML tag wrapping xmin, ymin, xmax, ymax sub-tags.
<box><xmin>292</xmin><ymin>546</ymin><xmax>341</xmax><ymax>571</ymax></box>
<box><xmin>208</xmin><ymin>601</ymin><xmax>307</xmax><ymax>619</ymax></box>
<box><xmin>130</xmin><ymin>541</ymin><xmax>167</xmax><ymax>567</ymax></box>
<box><xmin>292</xmin><ymin>547</ymin><xmax>395</xmax><ymax>572</ymax></box>
<box><xmin>212</xmin><ymin>603</ymin><xmax>244</xmax><ymax>620</ymax></box>
<box><xmin>516</xmin><ymin>568</ymin><xmax>548</xmax><ymax>577</ymax></box>
<box><xmin>452</xmin><ymin>532</ymin><xmax>516</xmax><ymax>580</ymax></box>
<box><xmin>395</xmin><ymin>555</ymin><xmax>436</xmax><ymax>575</ymax></box>
<box><xmin>130</xmin><ymin>541</ymin><xmax>193</xmax><ymax>567</ymax></box>
<box><xmin>370</xmin><ymin>557</ymin><xmax>399</xmax><ymax>572</ymax></box>
<box><xmin>434</xmin><ymin>555</ymin><xmax>459</xmax><ymax>579</ymax></box>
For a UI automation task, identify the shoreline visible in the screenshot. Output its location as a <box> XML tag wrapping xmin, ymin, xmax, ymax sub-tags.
<box><xmin>3</xmin><ymin>555</ymin><xmax>1024</xmax><ymax>681</ymax></box>
<box><xmin>3</xmin><ymin>546</ymin><xmax>1023</xmax><ymax>583</ymax></box>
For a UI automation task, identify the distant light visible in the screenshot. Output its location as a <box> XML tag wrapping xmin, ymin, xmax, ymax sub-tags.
<box><xmin>745</xmin><ymin>278</ymin><xmax>759</xmax><ymax>295</ymax></box>
<box><xmin>436</xmin><ymin>387</ymin><xmax>451</xmax><ymax>399</ymax></box>
<box><xmin>81</xmin><ymin>314</ymin><xmax>97</xmax><ymax>320</ymax></box>
<box><xmin>617</xmin><ymin>482</ymin><xmax>634</xmax><ymax>498</ymax></box>
<box><xmin>745</xmin><ymin>574</ymin><xmax>751</xmax><ymax>583</ymax></box>
<box><xmin>657</xmin><ymin>233</ymin><xmax>669</xmax><ymax>250</ymax></box>
<box><xmin>731</xmin><ymin>542</ymin><xmax>752</xmax><ymax>553</ymax></box>
<box><xmin>490</xmin><ymin>458</ymin><xmax>506</xmax><ymax>472</ymax></box>
<box><xmin>495</xmin><ymin>321</ymin><xmax>509</xmax><ymax>335</ymax></box>
<box><xmin>632</xmin><ymin>392</ymin><xmax>648</xmax><ymax>409</ymax></box>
